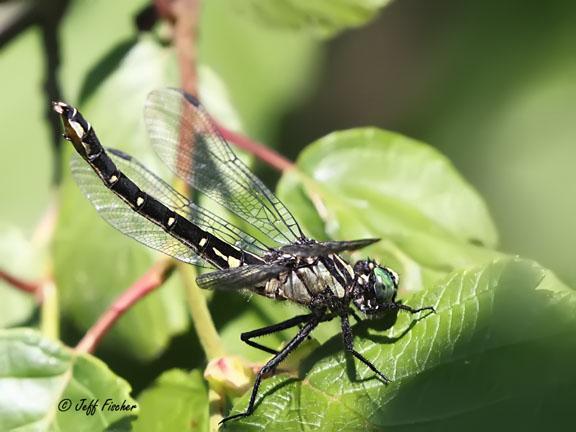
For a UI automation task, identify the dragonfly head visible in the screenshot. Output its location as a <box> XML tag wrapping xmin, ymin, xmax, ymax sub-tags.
<box><xmin>352</xmin><ymin>259</ymin><xmax>399</xmax><ymax>315</ymax></box>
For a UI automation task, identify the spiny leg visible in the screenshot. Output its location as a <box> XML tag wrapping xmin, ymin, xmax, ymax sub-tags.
<box><xmin>340</xmin><ymin>314</ymin><xmax>391</xmax><ymax>383</ymax></box>
<box><xmin>221</xmin><ymin>316</ymin><xmax>321</xmax><ymax>424</ymax></box>
<box><xmin>241</xmin><ymin>312</ymin><xmax>336</xmax><ymax>355</ymax></box>
<box><xmin>240</xmin><ymin>313</ymin><xmax>314</xmax><ymax>355</ymax></box>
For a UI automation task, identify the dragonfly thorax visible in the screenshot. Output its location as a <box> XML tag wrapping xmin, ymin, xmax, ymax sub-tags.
<box><xmin>352</xmin><ymin>259</ymin><xmax>399</xmax><ymax>315</ymax></box>
<box><xmin>260</xmin><ymin>253</ymin><xmax>353</xmax><ymax>305</ymax></box>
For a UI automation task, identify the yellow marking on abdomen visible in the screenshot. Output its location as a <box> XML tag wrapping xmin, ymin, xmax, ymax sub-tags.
<box><xmin>228</xmin><ymin>256</ymin><xmax>241</xmax><ymax>268</ymax></box>
<box><xmin>213</xmin><ymin>248</ymin><xmax>228</xmax><ymax>261</ymax></box>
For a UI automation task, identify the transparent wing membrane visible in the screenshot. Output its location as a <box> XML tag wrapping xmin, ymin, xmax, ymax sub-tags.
<box><xmin>196</xmin><ymin>264</ymin><xmax>286</xmax><ymax>291</ymax></box>
<box><xmin>108</xmin><ymin>149</ymin><xmax>269</xmax><ymax>257</ymax></box>
<box><xmin>144</xmin><ymin>88</ymin><xmax>302</xmax><ymax>247</ymax></box>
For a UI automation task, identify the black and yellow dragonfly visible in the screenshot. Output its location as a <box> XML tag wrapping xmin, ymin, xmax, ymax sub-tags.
<box><xmin>53</xmin><ymin>89</ymin><xmax>434</xmax><ymax>423</ymax></box>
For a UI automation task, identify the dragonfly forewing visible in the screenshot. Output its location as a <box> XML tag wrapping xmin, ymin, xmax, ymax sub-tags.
<box><xmin>144</xmin><ymin>88</ymin><xmax>303</xmax><ymax>247</ymax></box>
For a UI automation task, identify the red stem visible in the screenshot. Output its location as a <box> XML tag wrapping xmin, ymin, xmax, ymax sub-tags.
<box><xmin>0</xmin><ymin>269</ymin><xmax>39</xmax><ymax>295</ymax></box>
<box><xmin>218</xmin><ymin>125</ymin><xmax>295</xmax><ymax>172</ymax></box>
<box><xmin>153</xmin><ymin>0</ymin><xmax>175</xmax><ymax>23</ymax></box>
<box><xmin>75</xmin><ymin>260</ymin><xmax>174</xmax><ymax>354</ymax></box>
<box><xmin>172</xmin><ymin>0</ymin><xmax>200</xmax><ymax>95</ymax></box>
<box><xmin>168</xmin><ymin>0</ymin><xmax>294</xmax><ymax>173</ymax></box>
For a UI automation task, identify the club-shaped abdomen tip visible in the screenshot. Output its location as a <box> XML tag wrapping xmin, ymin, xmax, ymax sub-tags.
<box><xmin>52</xmin><ymin>101</ymin><xmax>68</xmax><ymax>115</ymax></box>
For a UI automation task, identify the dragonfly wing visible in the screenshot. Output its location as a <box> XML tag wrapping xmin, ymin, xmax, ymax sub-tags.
<box><xmin>144</xmin><ymin>88</ymin><xmax>302</xmax><ymax>247</ymax></box>
<box><xmin>279</xmin><ymin>238</ymin><xmax>380</xmax><ymax>257</ymax></box>
<box><xmin>107</xmin><ymin>149</ymin><xmax>269</xmax><ymax>258</ymax></box>
<box><xmin>196</xmin><ymin>264</ymin><xmax>286</xmax><ymax>291</ymax></box>
<box><xmin>70</xmin><ymin>148</ymin><xmax>269</xmax><ymax>266</ymax></box>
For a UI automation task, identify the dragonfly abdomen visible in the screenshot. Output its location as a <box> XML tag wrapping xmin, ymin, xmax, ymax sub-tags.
<box><xmin>54</xmin><ymin>101</ymin><xmax>256</xmax><ymax>270</ymax></box>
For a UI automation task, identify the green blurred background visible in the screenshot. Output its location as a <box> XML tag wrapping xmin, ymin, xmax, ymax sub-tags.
<box><xmin>0</xmin><ymin>0</ymin><xmax>575</xmax><ymax>398</ymax></box>
<box><xmin>2</xmin><ymin>0</ymin><xmax>575</xmax><ymax>285</ymax></box>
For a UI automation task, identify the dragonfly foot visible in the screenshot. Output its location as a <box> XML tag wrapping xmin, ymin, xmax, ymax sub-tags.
<box><xmin>220</xmin><ymin>411</ymin><xmax>249</xmax><ymax>425</ymax></box>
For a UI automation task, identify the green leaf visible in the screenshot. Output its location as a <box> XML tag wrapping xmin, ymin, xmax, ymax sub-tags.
<box><xmin>231</xmin><ymin>0</ymin><xmax>392</xmax><ymax>37</ymax></box>
<box><xmin>277</xmin><ymin>128</ymin><xmax>499</xmax><ymax>288</ymax></box>
<box><xmin>133</xmin><ymin>369</ymin><xmax>208</xmax><ymax>432</ymax></box>
<box><xmin>53</xmin><ymin>38</ymin><xmax>188</xmax><ymax>361</ymax></box>
<box><xmin>226</xmin><ymin>258</ymin><xmax>576</xmax><ymax>431</ymax></box>
<box><xmin>0</xmin><ymin>329</ymin><xmax>138</xmax><ymax>431</ymax></box>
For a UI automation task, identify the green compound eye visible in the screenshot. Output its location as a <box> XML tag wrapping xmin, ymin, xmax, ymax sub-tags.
<box><xmin>373</xmin><ymin>267</ymin><xmax>397</xmax><ymax>303</ymax></box>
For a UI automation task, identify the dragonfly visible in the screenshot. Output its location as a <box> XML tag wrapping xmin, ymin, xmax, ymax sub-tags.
<box><xmin>53</xmin><ymin>88</ymin><xmax>435</xmax><ymax>423</ymax></box>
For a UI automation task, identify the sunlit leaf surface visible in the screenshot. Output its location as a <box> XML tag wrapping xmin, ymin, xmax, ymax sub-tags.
<box><xmin>278</xmin><ymin>128</ymin><xmax>500</xmax><ymax>290</ymax></box>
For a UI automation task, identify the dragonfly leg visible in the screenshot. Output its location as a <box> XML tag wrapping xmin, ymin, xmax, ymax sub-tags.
<box><xmin>221</xmin><ymin>316</ymin><xmax>321</xmax><ymax>424</ymax></box>
<box><xmin>349</xmin><ymin>308</ymin><xmax>364</xmax><ymax>323</ymax></box>
<box><xmin>340</xmin><ymin>314</ymin><xmax>391</xmax><ymax>384</ymax></box>
<box><xmin>240</xmin><ymin>313</ymin><xmax>314</xmax><ymax>355</ymax></box>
